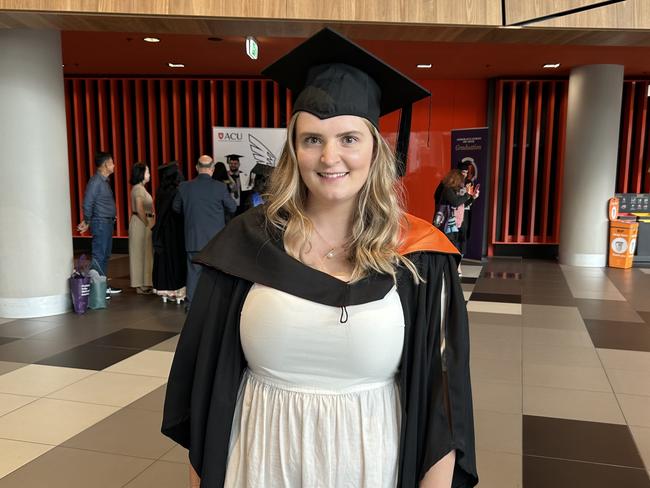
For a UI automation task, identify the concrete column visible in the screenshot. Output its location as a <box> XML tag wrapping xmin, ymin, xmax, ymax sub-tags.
<box><xmin>559</xmin><ymin>64</ymin><xmax>624</xmax><ymax>267</ymax></box>
<box><xmin>0</xmin><ymin>30</ymin><xmax>73</xmax><ymax>317</ymax></box>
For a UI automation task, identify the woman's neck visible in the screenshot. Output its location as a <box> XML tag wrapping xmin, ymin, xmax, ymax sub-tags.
<box><xmin>304</xmin><ymin>200</ymin><xmax>354</xmax><ymax>242</ymax></box>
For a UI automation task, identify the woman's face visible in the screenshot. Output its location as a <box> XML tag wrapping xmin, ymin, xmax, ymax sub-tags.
<box><xmin>295</xmin><ymin>112</ymin><xmax>374</xmax><ymax>207</ymax></box>
<box><xmin>144</xmin><ymin>166</ymin><xmax>151</xmax><ymax>184</ymax></box>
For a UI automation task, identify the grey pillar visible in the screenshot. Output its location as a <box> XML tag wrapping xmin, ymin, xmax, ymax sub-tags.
<box><xmin>0</xmin><ymin>30</ymin><xmax>73</xmax><ymax>317</ymax></box>
<box><xmin>559</xmin><ymin>64</ymin><xmax>624</xmax><ymax>267</ymax></box>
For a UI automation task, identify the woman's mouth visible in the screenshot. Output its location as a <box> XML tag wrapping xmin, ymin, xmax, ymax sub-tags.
<box><xmin>317</xmin><ymin>171</ymin><xmax>349</xmax><ymax>179</ymax></box>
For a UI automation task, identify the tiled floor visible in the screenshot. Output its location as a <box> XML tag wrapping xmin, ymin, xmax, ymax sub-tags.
<box><xmin>0</xmin><ymin>255</ymin><xmax>649</xmax><ymax>487</ymax></box>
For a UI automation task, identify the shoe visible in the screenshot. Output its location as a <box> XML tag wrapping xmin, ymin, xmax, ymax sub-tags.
<box><xmin>107</xmin><ymin>287</ymin><xmax>123</xmax><ymax>294</ymax></box>
<box><xmin>136</xmin><ymin>287</ymin><xmax>153</xmax><ymax>295</ymax></box>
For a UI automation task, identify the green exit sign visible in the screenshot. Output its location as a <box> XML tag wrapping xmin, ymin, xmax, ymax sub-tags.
<box><xmin>246</xmin><ymin>36</ymin><xmax>258</xmax><ymax>60</ymax></box>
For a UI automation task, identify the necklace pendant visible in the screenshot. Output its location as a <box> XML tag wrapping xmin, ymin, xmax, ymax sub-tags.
<box><xmin>325</xmin><ymin>249</ymin><xmax>336</xmax><ymax>259</ymax></box>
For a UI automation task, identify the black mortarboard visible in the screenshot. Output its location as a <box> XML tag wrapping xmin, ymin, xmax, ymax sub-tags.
<box><xmin>158</xmin><ymin>161</ymin><xmax>179</xmax><ymax>177</ymax></box>
<box><xmin>261</xmin><ymin>28</ymin><xmax>430</xmax><ymax>174</ymax></box>
<box><xmin>225</xmin><ymin>154</ymin><xmax>243</xmax><ymax>160</ymax></box>
<box><xmin>251</xmin><ymin>163</ymin><xmax>274</xmax><ymax>177</ymax></box>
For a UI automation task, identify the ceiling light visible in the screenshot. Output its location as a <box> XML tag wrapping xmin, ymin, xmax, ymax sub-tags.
<box><xmin>246</xmin><ymin>36</ymin><xmax>259</xmax><ymax>60</ymax></box>
<box><xmin>417</xmin><ymin>64</ymin><xmax>432</xmax><ymax>69</ymax></box>
<box><xmin>543</xmin><ymin>63</ymin><xmax>561</xmax><ymax>69</ymax></box>
<box><xmin>144</xmin><ymin>37</ymin><xmax>160</xmax><ymax>43</ymax></box>
<box><xmin>168</xmin><ymin>62</ymin><xmax>185</xmax><ymax>68</ymax></box>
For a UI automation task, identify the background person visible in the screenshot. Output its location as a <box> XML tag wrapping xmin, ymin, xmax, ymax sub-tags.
<box><xmin>128</xmin><ymin>161</ymin><xmax>154</xmax><ymax>294</ymax></box>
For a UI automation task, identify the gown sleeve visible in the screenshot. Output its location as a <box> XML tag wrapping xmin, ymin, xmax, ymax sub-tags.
<box><xmin>161</xmin><ymin>266</ymin><xmax>248</xmax><ymax>478</ymax></box>
<box><xmin>415</xmin><ymin>252</ymin><xmax>478</xmax><ymax>487</ymax></box>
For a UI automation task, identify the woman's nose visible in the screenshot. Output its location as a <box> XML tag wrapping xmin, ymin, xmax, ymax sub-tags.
<box><xmin>320</xmin><ymin>140</ymin><xmax>339</xmax><ymax>165</ymax></box>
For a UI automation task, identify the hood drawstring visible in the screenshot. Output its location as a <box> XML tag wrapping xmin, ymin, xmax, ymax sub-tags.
<box><xmin>339</xmin><ymin>286</ymin><xmax>350</xmax><ymax>324</ymax></box>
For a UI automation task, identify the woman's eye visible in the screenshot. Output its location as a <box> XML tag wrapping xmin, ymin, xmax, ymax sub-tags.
<box><xmin>304</xmin><ymin>136</ymin><xmax>321</xmax><ymax>145</ymax></box>
<box><xmin>342</xmin><ymin>135</ymin><xmax>358</xmax><ymax>144</ymax></box>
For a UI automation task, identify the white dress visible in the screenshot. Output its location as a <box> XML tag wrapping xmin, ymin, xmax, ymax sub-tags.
<box><xmin>224</xmin><ymin>283</ymin><xmax>405</xmax><ymax>488</ymax></box>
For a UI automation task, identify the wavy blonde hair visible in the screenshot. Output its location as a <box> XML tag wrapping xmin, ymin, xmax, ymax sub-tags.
<box><xmin>265</xmin><ymin>112</ymin><xmax>420</xmax><ymax>283</ymax></box>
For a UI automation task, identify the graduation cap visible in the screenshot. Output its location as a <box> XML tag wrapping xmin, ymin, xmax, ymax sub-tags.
<box><xmin>262</xmin><ymin>28</ymin><xmax>430</xmax><ymax>174</ymax></box>
<box><xmin>158</xmin><ymin>161</ymin><xmax>179</xmax><ymax>177</ymax></box>
<box><xmin>225</xmin><ymin>154</ymin><xmax>244</xmax><ymax>160</ymax></box>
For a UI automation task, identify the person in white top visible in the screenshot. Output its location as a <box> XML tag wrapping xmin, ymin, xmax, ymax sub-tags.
<box><xmin>162</xmin><ymin>28</ymin><xmax>477</xmax><ymax>488</ymax></box>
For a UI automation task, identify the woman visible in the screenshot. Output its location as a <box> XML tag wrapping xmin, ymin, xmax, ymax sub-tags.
<box><xmin>128</xmin><ymin>161</ymin><xmax>154</xmax><ymax>293</ymax></box>
<box><xmin>162</xmin><ymin>29</ymin><xmax>477</xmax><ymax>488</ymax></box>
<box><xmin>151</xmin><ymin>161</ymin><xmax>186</xmax><ymax>303</ymax></box>
<box><xmin>434</xmin><ymin>169</ymin><xmax>478</xmax><ymax>251</ymax></box>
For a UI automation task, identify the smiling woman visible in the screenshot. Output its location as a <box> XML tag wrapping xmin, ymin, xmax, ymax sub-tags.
<box><xmin>162</xmin><ymin>28</ymin><xmax>477</xmax><ymax>488</ymax></box>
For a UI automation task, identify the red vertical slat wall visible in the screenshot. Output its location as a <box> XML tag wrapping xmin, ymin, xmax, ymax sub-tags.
<box><xmin>489</xmin><ymin>79</ymin><xmax>569</xmax><ymax>248</ymax></box>
<box><xmin>617</xmin><ymin>80</ymin><xmax>650</xmax><ymax>194</ymax></box>
<box><xmin>65</xmin><ymin>77</ymin><xmax>292</xmax><ymax>238</ymax></box>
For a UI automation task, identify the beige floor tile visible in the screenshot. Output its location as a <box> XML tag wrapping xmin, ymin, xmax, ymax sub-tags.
<box><xmin>598</xmin><ymin>348</ymin><xmax>650</xmax><ymax>373</ymax></box>
<box><xmin>0</xmin><ymin>364</ymin><xmax>95</xmax><ymax>397</ymax></box>
<box><xmin>618</xmin><ymin>394</ymin><xmax>650</xmax><ymax>427</ymax></box>
<box><xmin>47</xmin><ymin>371</ymin><xmax>166</xmax><ymax>407</ymax></box>
<box><xmin>468</xmin><ymin>311</ymin><xmax>522</xmax><ymax>327</ymax></box>
<box><xmin>523</xmin><ymin>385</ymin><xmax>625</xmax><ymax>424</ymax></box>
<box><xmin>104</xmin><ymin>350</ymin><xmax>174</xmax><ymax>378</ymax></box>
<box><xmin>0</xmin><ymin>392</ymin><xmax>37</xmax><ymax>417</ymax></box>
<box><xmin>640</xmin><ymin>269</ymin><xmax>650</xmax><ymax>275</ymax></box>
<box><xmin>125</xmin><ymin>384</ymin><xmax>166</xmax><ymax>411</ymax></box>
<box><xmin>464</xmin><ymin>290</ymin><xmax>472</xmax><ymax>301</ymax></box>
<box><xmin>0</xmin><ymin>362</ymin><xmax>26</xmax><ymax>376</ymax></box>
<box><xmin>123</xmin><ymin>460</ymin><xmax>189</xmax><ymax>488</ymax></box>
<box><xmin>472</xmin><ymin>381</ymin><xmax>522</xmax><ymax>414</ymax></box>
<box><xmin>523</xmin><ymin>364</ymin><xmax>612</xmax><ymax>392</ymax></box>
<box><xmin>470</xmin><ymin>323</ymin><xmax>522</xmax><ymax>343</ymax></box>
<box><xmin>0</xmin><ymin>318</ymin><xmax>16</xmax><ymax>325</ymax></box>
<box><xmin>475</xmin><ymin>449</ymin><xmax>522</xmax><ymax>488</ymax></box>
<box><xmin>461</xmin><ymin>265</ymin><xmax>483</xmax><ymax>278</ymax></box>
<box><xmin>522</xmin><ymin>326</ymin><xmax>593</xmax><ymax>348</ymax></box>
<box><xmin>0</xmin><ymin>446</ymin><xmax>153</xmax><ymax>488</ymax></box>
<box><xmin>607</xmin><ymin>369</ymin><xmax>650</xmax><ymax>396</ymax></box>
<box><xmin>521</xmin><ymin>305</ymin><xmax>585</xmax><ymax>330</ymax></box>
<box><xmin>470</xmin><ymin>357</ymin><xmax>522</xmax><ymax>385</ymax></box>
<box><xmin>63</xmin><ymin>408</ymin><xmax>174</xmax><ymax>459</ymax></box>
<box><xmin>0</xmin><ymin>438</ymin><xmax>53</xmax><ymax>478</ymax></box>
<box><xmin>149</xmin><ymin>334</ymin><xmax>179</xmax><ymax>352</ymax></box>
<box><xmin>471</xmin><ymin>338</ymin><xmax>522</xmax><ymax>362</ymax></box>
<box><xmin>523</xmin><ymin>342</ymin><xmax>601</xmax><ymax>368</ymax></box>
<box><xmin>0</xmin><ymin>398</ymin><xmax>117</xmax><ymax>445</ymax></box>
<box><xmin>467</xmin><ymin>301</ymin><xmax>522</xmax><ymax>315</ymax></box>
<box><xmin>160</xmin><ymin>444</ymin><xmax>189</xmax><ymax>464</ymax></box>
<box><xmin>630</xmin><ymin>426</ymin><xmax>650</xmax><ymax>473</ymax></box>
<box><xmin>474</xmin><ymin>409</ymin><xmax>522</xmax><ymax>454</ymax></box>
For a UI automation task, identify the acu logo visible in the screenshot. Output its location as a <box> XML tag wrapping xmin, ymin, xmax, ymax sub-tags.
<box><xmin>217</xmin><ymin>132</ymin><xmax>243</xmax><ymax>141</ymax></box>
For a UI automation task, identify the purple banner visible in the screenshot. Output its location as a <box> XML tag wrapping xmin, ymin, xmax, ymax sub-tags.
<box><xmin>451</xmin><ymin>127</ymin><xmax>489</xmax><ymax>260</ymax></box>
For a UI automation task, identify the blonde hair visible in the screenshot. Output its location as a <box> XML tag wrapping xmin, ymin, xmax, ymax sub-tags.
<box><xmin>265</xmin><ymin>112</ymin><xmax>420</xmax><ymax>283</ymax></box>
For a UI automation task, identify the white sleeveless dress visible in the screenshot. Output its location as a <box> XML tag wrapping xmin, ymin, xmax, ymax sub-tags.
<box><xmin>224</xmin><ymin>283</ymin><xmax>405</xmax><ymax>488</ymax></box>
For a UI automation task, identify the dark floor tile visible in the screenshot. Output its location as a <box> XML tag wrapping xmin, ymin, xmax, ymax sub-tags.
<box><xmin>522</xmin><ymin>294</ymin><xmax>577</xmax><ymax>307</ymax></box>
<box><xmin>523</xmin><ymin>415</ymin><xmax>645</xmax><ymax>468</ymax></box>
<box><xmin>0</xmin><ymin>339</ymin><xmax>74</xmax><ymax>363</ymax></box>
<box><xmin>482</xmin><ymin>271</ymin><xmax>523</xmax><ymax>280</ymax></box>
<box><xmin>469</xmin><ymin>292</ymin><xmax>521</xmax><ymax>304</ymax></box>
<box><xmin>583</xmin><ymin>319</ymin><xmax>650</xmax><ymax>352</ymax></box>
<box><xmin>523</xmin><ymin>455</ymin><xmax>650</xmax><ymax>488</ymax></box>
<box><xmin>460</xmin><ymin>276</ymin><xmax>478</xmax><ymax>284</ymax></box>
<box><xmin>0</xmin><ymin>337</ymin><xmax>19</xmax><ymax>346</ymax></box>
<box><xmin>472</xmin><ymin>279</ymin><xmax>523</xmax><ymax>295</ymax></box>
<box><xmin>36</xmin><ymin>344</ymin><xmax>141</xmax><ymax>370</ymax></box>
<box><xmin>85</xmin><ymin>328</ymin><xmax>177</xmax><ymax>350</ymax></box>
<box><xmin>575</xmin><ymin>298</ymin><xmax>645</xmax><ymax>323</ymax></box>
<box><xmin>0</xmin><ymin>319</ymin><xmax>63</xmax><ymax>338</ymax></box>
<box><xmin>639</xmin><ymin>311</ymin><xmax>650</xmax><ymax>325</ymax></box>
<box><xmin>27</xmin><ymin>322</ymin><xmax>121</xmax><ymax>347</ymax></box>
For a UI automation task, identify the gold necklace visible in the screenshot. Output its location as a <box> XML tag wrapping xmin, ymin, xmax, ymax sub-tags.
<box><xmin>311</xmin><ymin>225</ymin><xmax>346</xmax><ymax>260</ymax></box>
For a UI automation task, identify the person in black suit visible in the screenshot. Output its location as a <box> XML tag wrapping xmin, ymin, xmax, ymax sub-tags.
<box><xmin>173</xmin><ymin>155</ymin><xmax>237</xmax><ymax>307</ymax></box>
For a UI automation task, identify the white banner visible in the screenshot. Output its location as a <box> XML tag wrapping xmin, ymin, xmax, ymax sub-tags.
<box><xmin>212</xmin><ymin>127</ymin><xmax>287</xmax><ymax>191</ymax></box>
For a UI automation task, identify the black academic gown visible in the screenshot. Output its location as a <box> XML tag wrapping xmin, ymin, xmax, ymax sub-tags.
<box><xmin>151</xmin><ymin>187</ymin><xmax>187</xmax><ymax>291</ymax></box>
<box><xmin>161</xmin><ymin>206</ymin><xmax>478</xmax><ymax>488</ymax></box>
